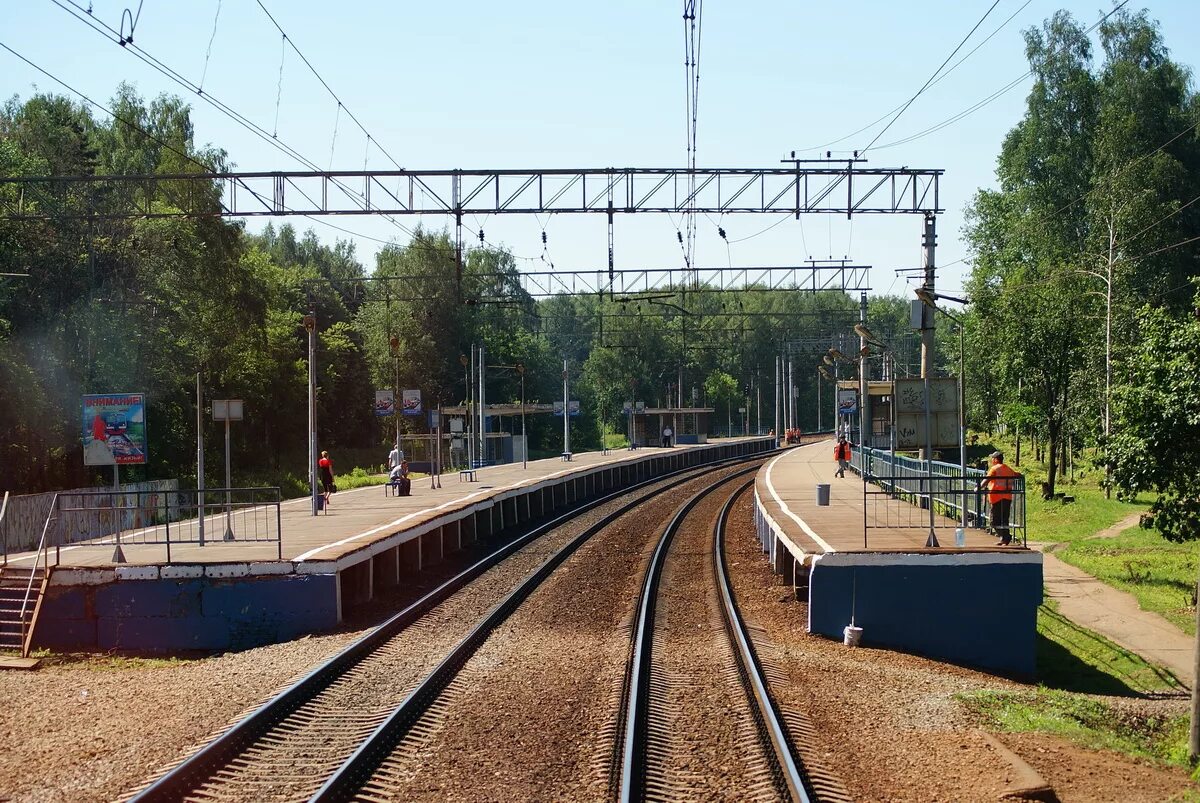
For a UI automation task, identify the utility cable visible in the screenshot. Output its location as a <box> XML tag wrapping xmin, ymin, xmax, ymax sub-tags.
<box><xmin>198</xmin><ymin>0</ymin><xmax>222</xmax><ymax>94</ymax></box>
<box><xmin>864</xmin><ymin>0</ymin><xmax>1129</xmax><ymax>152</ymax></box>
<box><xmin>51</xmin><ymin>0</ymin><xmax>420</xmax><ymax>243</ymax></box>
<box><xmin>0</xmin><ymin>38</ymin><xmax>405</xmax><ymax>250</ymax></box>
<box><xmin>859</xmin><ymin>0</ymin><xmax>1002</xmax><ymax>155</ymax></box>
<box><xmin>803</xmin><ymin>0</ymin><xmax>1032</xmax><ymax>152</ymax></box>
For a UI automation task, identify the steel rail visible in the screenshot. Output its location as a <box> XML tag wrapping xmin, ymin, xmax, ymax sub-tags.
<box><xmin>307</xmin><ymin>452</ymin><xmax>773</xmax><ymax>802</ymax></box>
<box><xmin>616</xmin><ymin>465</ymin><xmax>761</xmax><ymax>803</ymax></box>
<box><xmin>129</xmin><ymin>449</ymin><xmax>767</xmax><ymax>802</ymax></box>
<box><xmin>714</xmin><ymin>479</ymin><xmax>814</xmax><ymax>803</ymax></box>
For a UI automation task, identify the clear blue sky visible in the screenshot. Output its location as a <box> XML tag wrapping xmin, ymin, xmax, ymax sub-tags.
<box><xmin>6</xmin><ymin>1</ymin><xmax>1200</xmax><ymax>299</ymax></box>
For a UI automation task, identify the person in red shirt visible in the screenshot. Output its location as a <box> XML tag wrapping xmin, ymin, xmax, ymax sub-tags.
<box><xmin>833</xmin><ymin>436</ymin><xmax>852</xmax><ymax>478</ymax></box>
<box><xmin>978</xmin><ymin>451</ymin><xmax>1020</xmax><ymax>545</ymax></box>
<box><xmin>318</xmin><ymin>451</ymin><xmax>335</xmax><ymax>509</ymax></box>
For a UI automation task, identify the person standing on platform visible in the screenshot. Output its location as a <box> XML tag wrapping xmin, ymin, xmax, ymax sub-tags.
<box><xmin>978</xmin><ymin>451</ymin><xmax>1020</xmax><ymax>545</ymax></box>
<box><xmin>662</xmin><ymin>425</ymin><xmax>673</xmax><ymax>448</ymax></box>
<box><xmin>833</xmin><ymin>436</ymin><xmax>851</xmax><ymax>478</ymax></box>
<box><xmin>387</xmin><ymin>443</ymin><xmax>404</xmax><ymax>473</ymax></box>
<box><xmin>318</xmin><ymin>450</ymin><xmax>335</xmax><ymax>509</ymax></box>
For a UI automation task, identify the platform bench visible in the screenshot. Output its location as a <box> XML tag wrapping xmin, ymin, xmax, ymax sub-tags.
<box><xmin>459</xmin><ymin>469</ymin><xmax>478</xmax><ymax>482</ymax></box>
<box><xmin>385</xmin><ymin>479</ymin><xmax>411</xmax><ymax>497</ymax></box>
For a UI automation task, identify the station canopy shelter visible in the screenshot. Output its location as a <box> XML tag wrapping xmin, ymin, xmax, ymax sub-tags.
<box><xmin>438</xmin><ymin>403</ymin><xmax>557</xmax><ymax>466</ymax></box>
<box><xmin>630</xmin><ymin>407</ymin><xmax>714</xmax><ymax>447</ymax></box>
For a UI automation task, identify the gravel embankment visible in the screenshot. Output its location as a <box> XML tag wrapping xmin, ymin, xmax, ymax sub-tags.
<box><xmin>1</xmin><ymin>462</ymin><xmax>1195</xmax><ymax>803</ymax></box>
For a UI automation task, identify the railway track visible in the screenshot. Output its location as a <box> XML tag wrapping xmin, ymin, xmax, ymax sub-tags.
<box><xmin>616</xmin><ymin>471</ymin><xmax>849</xmax><ymax>802</ymax></box>
<box><xmin>127</xmin><ymin>453</ymin><xmax>769</xmax><ymax>803</ymax></box>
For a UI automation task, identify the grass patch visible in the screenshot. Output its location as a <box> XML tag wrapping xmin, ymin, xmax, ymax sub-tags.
<box><xmin>1037</xmin><ymin>599</ymin><xmax>1182</xmax><ymax>694</ymax></box>
<box><xmin>958</xmin><ymin>687</ymin><xmax>1192</xmax><ymax>768</ymax></box>
<box><xmin>27</xmin><ymin>650</ymin><xmax>197</xmax><ymax>670</ymax></box>
<box><xmin>603</xmin><ymin>432</ymin><xmax>630</xmax><ymax>449</ymax></box>
<box><xmin>971</xmin><ymin>433</ymin><xmax>1149</xmax><ymax>544</ymax></box>
<box><xmin>332</xmin><ymin>466</ymin><xmax>388</xmax><ymax>491</ymax></box>
<box><xmin>1061</xmin><ymin>529</ymin><xmax>1198</xmax><ymax>635</ymax></box>
<box><xmin>1025</xmin><ymin>483</ymin><xmax>1149</xmax><ymax>544</ymax></box>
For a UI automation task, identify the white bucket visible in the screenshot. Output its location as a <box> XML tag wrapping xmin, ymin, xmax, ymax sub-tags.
<box><xmin>843</xmin><ymin>625</ymin><xmax>863</xmax><ymax>647</ymax></box>
<box><xmin>955</xmin><ymin>528</ymin><xmax>966</xmax><ymax>547</ymax></box>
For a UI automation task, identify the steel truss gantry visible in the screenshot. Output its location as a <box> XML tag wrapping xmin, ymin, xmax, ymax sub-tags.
<box><xmin>0</xmin><ymin>166</ymin><xmax>943</xmax><ymax>221</ymax></box>
<box><xmin>510</xmin><ymin>263</ymin><xmax>871</xmax><ymax>297</ymax></box>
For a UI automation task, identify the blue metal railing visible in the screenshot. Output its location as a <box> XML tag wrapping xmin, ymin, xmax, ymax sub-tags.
<box><xmin>850</xmin><ymin>447</ymin><xmax>1026</xmax><ymax>545</ymax></box>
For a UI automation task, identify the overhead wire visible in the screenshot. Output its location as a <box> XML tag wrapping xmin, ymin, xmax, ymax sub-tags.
<box><xmin>50</xmin><ymin>0</ymin><xmax>421</xmax><ymax>245</ymax></box>
<box><xmin>0</xmin><ymin>38</ymin><xmax>401</xmax><ymax>249</ymax></box>
<box><xmin>867</xmin><ymin>0</ymin><xmax>1130</xmax><ymax>152</ymax></box>
<box><xmin>198</xmin><ymin>0</ymin><xmax>222</xmax><ymax>94</ymax></box>
<box><xmin>803</xmin><ymin>0</ymin><xmax>1033</xmax><ymax>152</ymax></box>
<box><xmin>860</xmin><ymin>0</ymin><xmax>1003</xmax><ymax>155</ymax></box>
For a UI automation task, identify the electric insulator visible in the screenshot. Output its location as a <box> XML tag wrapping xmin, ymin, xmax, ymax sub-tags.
<box><xmin>718</xmin><ymin>227</ymin><xmax>726</xmax><ymax>240</ymax></box>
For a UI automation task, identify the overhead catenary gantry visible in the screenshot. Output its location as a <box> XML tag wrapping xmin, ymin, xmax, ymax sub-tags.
<box><xmin>0</xmin><ymin>165</ymin><xmax>943</xmax><ymax>221</ymax></box>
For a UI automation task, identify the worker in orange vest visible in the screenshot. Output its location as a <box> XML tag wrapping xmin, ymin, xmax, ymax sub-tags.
<box><xmin>978</xmin><ymin>451</ymin><xmax>1020</xmax><ymax>545</ymax></box>
<box><xmin>833</xmin><ymin>436</ymin><xmax>851</xmax><ymax>478</ymax></box>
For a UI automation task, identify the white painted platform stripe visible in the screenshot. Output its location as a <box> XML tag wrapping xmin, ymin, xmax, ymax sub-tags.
<box><xmin>294</xmin><ymin>449</ymin><xmax>672</xmax><ymax>561</ymax></box>
<box><xmin>763</xmin><ymin>442</ymin><xmax>836</xmax><ymax>554</ymax></box>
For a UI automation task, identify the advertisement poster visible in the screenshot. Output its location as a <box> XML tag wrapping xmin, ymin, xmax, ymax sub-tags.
<box><xmin>401</xmin><ymin>389</ymin><xmax>423</xmax><ymax>416</ymax></box>
<box><xmin>375</xmin><ymin>390</ymin><xmax>395</xmax><ymax>417</ymax></box>
<box><xmin>837</xmin><ymin>389</ymin><xmax>858</xmax><ymax>416</ymax></box>
<box><xmin>553</xmin><ymin>400</ymin><xmax>581</xmax><ymax>417</ymax></box>
<box><xmin>82</xmin><ymin>393</ymin><xmax>147</xmax><ymax>465</ymax></box>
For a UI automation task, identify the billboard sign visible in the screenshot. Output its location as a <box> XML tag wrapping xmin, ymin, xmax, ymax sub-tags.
<box><xmin>82</xmin><ymin>393</ymin><xmax>147</xmax><ymax>465</ymax></box>
<box><xmin>837</xmin><ymin>389</ymin><xmax>858</xmax><ymax>416</ymax></box>
<box><xmin>375</xmin><ymin>390</ymin><xmax>395</xmax><ymax>417</ymax></box>
<box><xmin>552</xmin><ymin>400</ymin><xmax>582</xmax><ymax>417</ymax></box>
<box><xmin>893</xmin><ymin>378</ymin><xmax>961</xmax><ymax>449</ymax></box>
<box><xmin>401</xmin><ymin>389</ymin><xmax>423</xmax><ymax>416</ymax></box>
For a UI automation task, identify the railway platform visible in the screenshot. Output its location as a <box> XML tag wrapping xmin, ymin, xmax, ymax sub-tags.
<box><xmin>754</xmin><ymin>440</ymin><xmax>1042</xmax><ymax>676</ymax></box>
<box><xmin>28</xmin><ymin>437</ymin><xmax>773</xmax><ymax>653</ymax></box>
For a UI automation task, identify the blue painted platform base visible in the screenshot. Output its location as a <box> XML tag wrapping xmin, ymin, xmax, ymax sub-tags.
<box><xmin>807</xmin><ymin>551</ymin><xmax>1043</xmax><ymax>677</ymax></box>
<box><xmin>38</xmin><ymin>573</ymin><xmax>338</xmax><ymax>653</ymax></box>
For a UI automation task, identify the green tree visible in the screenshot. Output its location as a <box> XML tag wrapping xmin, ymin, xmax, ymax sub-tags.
<box><xmin>1109</xmin><ymin>285</ymin><xmax>1200</xmax><ymax>542</ymax></box>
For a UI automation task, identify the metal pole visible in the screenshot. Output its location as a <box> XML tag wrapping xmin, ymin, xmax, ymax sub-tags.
<box><xmin>859</xmin><ymin>291</ymin><xmax>869</xmax><ymax>448</ymax></box>
<box><xmin>920</xmin><ymin>212</ymin><xmax>939</xmax><ymax>548</ymax></box>
<box><xmin>223</xmin><ymin>415</ymin><xmax>234</xmax><ymax>541</ymax></box>
<box><xmin>774</xmin><ymin>355</ymin><xmax>780</xmax><ymax>442</ymax></box>
<box><xmin>816</xmin><ymin>367</ymin><xmax>822</xmax><ymax>433</ymax></box>
<box><xmin>959</xmin><ymin>324</ymin><xmax>967</xmax><ymax>528</ymax></box>
<box><xmin>920</xmin><ymin>212</ymin><xmax>936</xmax><ymax>459</ymax></box>
<box><xmin>307</xmin><ymin>312</ymin><xmax>318</xmax><ymax>516</ymax></box>
<box><xmin>468</xmin><ymin>345</ymin><xmax>476</xmax><ymax>469</ymax></box>
<box><xmin>787</xmin><ymin>358</ymin><xmax>794</xmax><ymax>435</ymax></box>
<box><xmin>562</xmin><ymin>358</ymin><xmax>571</xmax><ymax>459</ymax></box>
<box><xmin>521</xmin><ymin>372</ymin><xmax>527</xmax><ymax>470</ymax></box>
<box><xmin>472</xmin><ymin>343</ymin><xmax>482</xmax><ymax>463</ymax></box>
<box><xmin>196</xmin><ymin>371</ymin><xmax>205</xmax><ymax>545</ymax></box>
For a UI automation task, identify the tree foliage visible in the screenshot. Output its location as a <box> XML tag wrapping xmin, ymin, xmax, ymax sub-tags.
<box><xmin>1109</xmin><ymin>285</ymin><xmax>1200</xmax><ymax>542</ymax></box>
<box><xmin>964</xmin><ymin>8</ymin><xmax>1200</xmax><ymax>499</ymax></box>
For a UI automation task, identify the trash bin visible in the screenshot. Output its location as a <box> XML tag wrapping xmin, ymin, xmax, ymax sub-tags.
<box><xmin>816</xmin><ymin>483</ymin><xmax>831</xmax><ymax>506</ymax></box>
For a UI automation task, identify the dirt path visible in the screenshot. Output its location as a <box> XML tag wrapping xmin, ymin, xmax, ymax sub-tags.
<box><xmin>1033</xmin><ymin>510</ymin><xmax>1193</xmax><ymax>688</ymax></box>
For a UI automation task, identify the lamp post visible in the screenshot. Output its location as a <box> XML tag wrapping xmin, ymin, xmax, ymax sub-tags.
<box><xmin>915</xmin><ymin>289</ymin><xmax>969</xmax><ymax>531</ymax></box>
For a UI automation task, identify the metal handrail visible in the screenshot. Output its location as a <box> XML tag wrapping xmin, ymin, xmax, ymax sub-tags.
<box><xmin>18</xmin><ymin>493</ymin><xmax>57</xmax><ymax>657</ymax></box>
<box><xmin>0</xmin><ymin>491</ymin><xmax>8</xmax><ymax>566</ymax></box>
